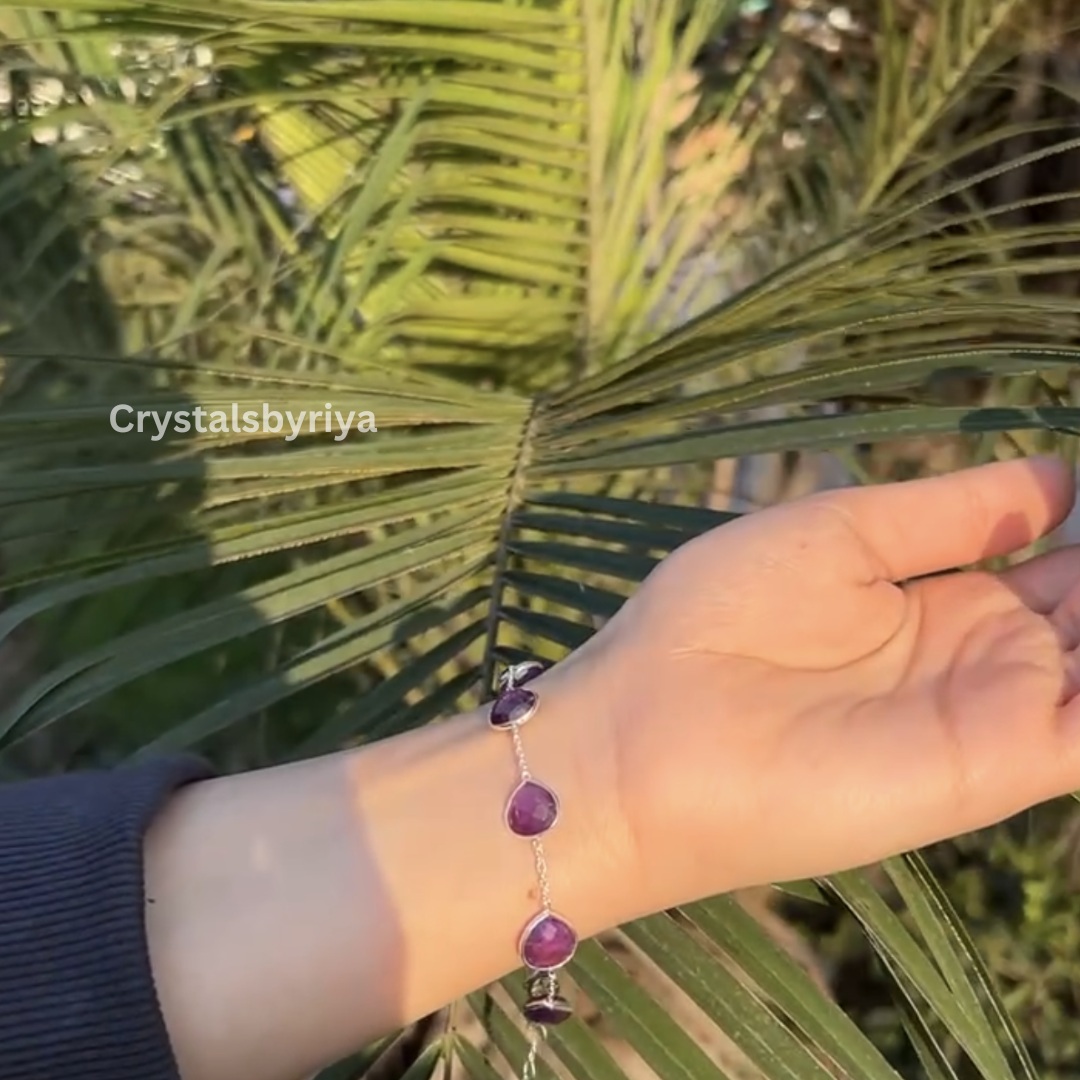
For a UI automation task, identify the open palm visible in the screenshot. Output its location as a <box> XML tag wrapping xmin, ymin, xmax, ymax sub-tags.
<box><xmin>582</xmin><ymin>457</ymin><xmax>1080</xmax><ymax>910</ymax></box>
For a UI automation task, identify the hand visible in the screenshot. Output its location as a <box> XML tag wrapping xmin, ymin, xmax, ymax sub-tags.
<box><xmin>565</xmin><ymin>456</ymin><xmax>1080</xmax><ymax>915</ymax></box>
<box><xmin>142</xmin><ymin>456</ymin><xmax>1080</xmax><ymax>1080</ymax></box>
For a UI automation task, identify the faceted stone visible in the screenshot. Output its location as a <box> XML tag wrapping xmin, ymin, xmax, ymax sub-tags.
<box><xmin>523</xmin><ymin>994</ymin><xmax>573</xmax><ymax>1025</ymax></box>
<box><xmin>519</xmin><ymin>912</ymin><xmax>577</xmax><ymax>970</ymax></box>
<box><xmin>489</xmin><ymin>687</ymin><xmax>537</xmax><ymax>729</ymax></box>
<box><xmin>506</xmin><ymin>780</ymin><xmax>559</xmax><ymax>837</ymax></box>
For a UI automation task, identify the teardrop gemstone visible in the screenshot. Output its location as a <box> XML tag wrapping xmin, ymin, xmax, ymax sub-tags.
<box><xmin>505</xmin><ymin>780</ymin><xmax>559</xmax><ymax>837</ymax></box>
<box><xmin>489</xmin><ymin>687</ymin><xmax>538</xmax><ymax>729</ymax></box>
<box><xmin>519</xmin><ymin>912</ymin><xmax>577</xmax><ymax>970</ymax></box>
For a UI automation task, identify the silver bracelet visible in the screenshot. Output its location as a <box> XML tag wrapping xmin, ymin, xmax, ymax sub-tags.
<box><xmin>489</xmin><ymin>660</ymin><xmax>576</xmax><ymax>1070</ymax></box>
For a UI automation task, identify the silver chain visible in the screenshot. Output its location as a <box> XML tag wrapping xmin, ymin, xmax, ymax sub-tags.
<box><xmin>509</xmin><ymin>722</ymin><xmax>553</xmax><ymax>913</ymax></box>
<box><xmin>522</xmin><ymin>1027</ymin><xmax>545</xmax><ymax>1080</ymax></box>
<box><xmin>501</xmin><ymin>663</ymin><xmax>557</xmax><ymax>1080</ymax></box>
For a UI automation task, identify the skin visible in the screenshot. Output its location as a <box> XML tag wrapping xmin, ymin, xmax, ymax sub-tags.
<box><xmin>146</xmin><ymin>456</ymin><xmax>1080</xmax><ymax>1080</ymax></box>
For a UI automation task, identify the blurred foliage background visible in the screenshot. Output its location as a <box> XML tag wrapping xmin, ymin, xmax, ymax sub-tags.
<box><xmin>2</xmin><ymin>0</ymin><xmax>1080</xmax><ymax>1079</ymax></box>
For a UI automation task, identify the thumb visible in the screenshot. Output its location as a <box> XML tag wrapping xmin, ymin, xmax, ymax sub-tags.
<box><xmin>800</xmin><ymin>456</ymin><xmax>1073</xmax><ymax>584</ymax></box>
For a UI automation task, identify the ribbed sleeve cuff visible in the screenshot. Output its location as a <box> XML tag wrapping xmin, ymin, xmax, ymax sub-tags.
<box><xmin>0</xmin><ymin>756</ymin><xmax>214</xmax><ymax>1079</ymax></box>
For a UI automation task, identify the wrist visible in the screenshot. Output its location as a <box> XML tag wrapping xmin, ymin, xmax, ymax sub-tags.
<box><xmin>508</xmin><ymin>656</ymin><xmax>643</xmax><ymax>939</ymax></box>
<box><xmin>144</xmin><ymin>659</ymin><xmax>641</xmax><ymax>1080</ymax></box>
<box><xmin>568</xmin><ymin>604</ymin><xmax>760</xmax><ymax>910</ymax></box>
<box><xmin>345</xmin><ymin>656</ymin><xmax>639</xmax><ymax>1021</ymax></box>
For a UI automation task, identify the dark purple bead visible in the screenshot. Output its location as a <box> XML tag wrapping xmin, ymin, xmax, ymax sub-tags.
<box><xmin>523</xmin><ymin>995</ymin><xmax>573</xmax><ymax>1025</ymax></box>
<box><xmin>519</xmin><ymin>912</ymin><xmax>577</xmax><ymax>970</ymax></box>
<box><xmin>489</xmin><ymin>687</ymin><xmax>537</xmax><ymax>729</ymax></box>
<box><xmin>506</xmin><ymin>780</ymin><xmax>559</xmax><ymax>837</ymax></box>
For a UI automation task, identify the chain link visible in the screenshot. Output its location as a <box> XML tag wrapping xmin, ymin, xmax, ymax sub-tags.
<box><xmin>522</xmin><ymin>1027</ymin><xmax>544</xmax><ymax>1080</ymax></box>
<box><xmin>531</xmin><ymin>836</ymin><xmax>553</xmax><ymax>914</ymax></box>
<box><xmin>509</xmin><ymin>724</ymin><xmax>532</xmax><ymax>782</ymax></box>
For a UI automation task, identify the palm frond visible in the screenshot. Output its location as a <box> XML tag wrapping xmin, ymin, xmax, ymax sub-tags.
<box><xmin>0</xmin><ymin>1</ymin><xmax>1075</xmax><ymax>1079</ymax></box>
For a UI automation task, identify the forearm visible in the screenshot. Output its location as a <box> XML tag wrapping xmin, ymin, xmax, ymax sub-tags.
<box><xmin>144</xmin><ymin>665</ymin><xmax>636</xmax><ymax>1080</ymax></box>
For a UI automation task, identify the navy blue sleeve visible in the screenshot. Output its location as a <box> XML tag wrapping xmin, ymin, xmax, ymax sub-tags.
<box><xmin>0</xmin><ymin>756</ymin><xmax>214</xmax><ymax>1079</ymax></box>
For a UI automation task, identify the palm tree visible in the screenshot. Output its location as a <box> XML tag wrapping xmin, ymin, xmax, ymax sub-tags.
<box><xmin>0</xmin><ymin>0</ymin><xmax>1076</xmax><ymax>1077</ymax></box>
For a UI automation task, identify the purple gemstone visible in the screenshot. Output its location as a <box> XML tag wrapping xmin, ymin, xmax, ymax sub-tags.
<box><xmin>519</xmin><ymin>912</ymin><xmax>577</xmax><ymax>970</ymax></box>
<box><xmin>523</xmin><ymin>995</ymin><xmax>572</xmax><ymax>1025</ymax></box>
<box><xmin>489</xmin><ymin>687</ymin><xmax>537</xmax><ymax>729</ymax></box>
<box><xmin>506</xmin><ymin>780</ymin><xmax>559</xmax><ymax>837</ymax></box>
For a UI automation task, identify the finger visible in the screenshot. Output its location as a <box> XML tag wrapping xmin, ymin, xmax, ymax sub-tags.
<box><xmin>999</xmin><ymin>544</ymin><xmax>1080</xmax><ymax>613</ymax></box>
<box><xmin>811</xmin><ymin>456</ymin><xmax>1073</xmax><ymax>583</ymax></box>
<box><xmin>998</xmin><ymin>545</ymin><xmax>1080</xmax><ymax>655</ymax></box>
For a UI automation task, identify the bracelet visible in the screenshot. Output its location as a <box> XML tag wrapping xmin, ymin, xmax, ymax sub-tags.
<box><xmin>490</xmin><ymin>660</ymin><xmax>577</xmax><ymax>1039</ymax></box>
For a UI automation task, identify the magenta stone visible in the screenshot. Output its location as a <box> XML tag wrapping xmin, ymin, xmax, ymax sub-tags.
<box><xmin>506</xmin><ymin>780</ymin><xmax>559</xmax><ymax>837</ymax></box>
<box><xmin>489</xmin><ymin>687</ymin><xmax>537</xmax><ymax>729</ymax></box>
<box><xmin>519</xmin><ymin>912</ymin><xmax>577</xmax><ymax>970</ymax></box>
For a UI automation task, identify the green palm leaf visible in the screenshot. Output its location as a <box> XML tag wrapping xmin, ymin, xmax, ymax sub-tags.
<box><xmin>0</xmin><ymin>1</ymin><xmax>1071</xmax><ymax>1078</ymax></box>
